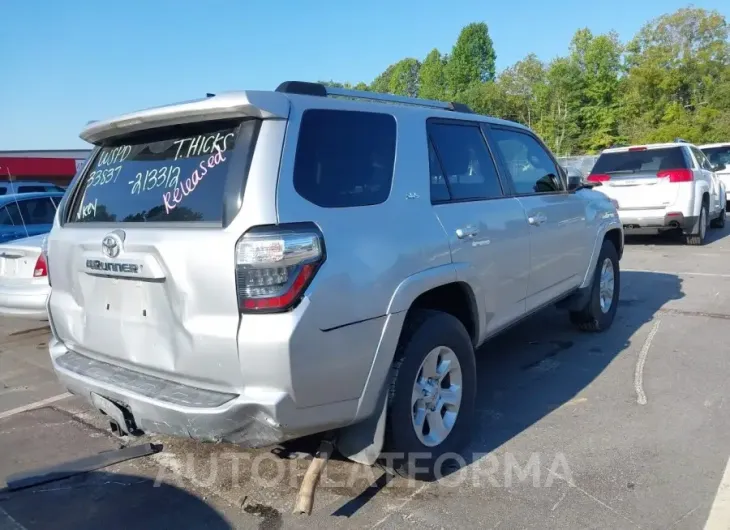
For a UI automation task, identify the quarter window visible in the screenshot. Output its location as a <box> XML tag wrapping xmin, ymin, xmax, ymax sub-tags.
<box><xmin>490</xmin><ymin>128</ymin><xmax>564</xmax><ymax>194</ymax></box>
<box><xmin>428</xmin><ymin>122</ymin><xmax>503</xmax><ymax>201</ymax></box>
<box><xmin>293</xmin><ymin>109</ymin><xmax>396</xmax><ymax>208</ymax></box>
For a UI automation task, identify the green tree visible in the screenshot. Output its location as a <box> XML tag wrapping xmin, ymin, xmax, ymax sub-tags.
<box><xmin>370</xmin><ymin>64</ymin><xmax>396</xmax><ymax>94</ymax></box>
<box><xmin>445</xmin><ymin>22</ymin><xmax>497</xmax><ymax>96</ymax></box>
<box><xmin>498</xmin><ymin>53</ymin><xmax>547</xmax><ymax>129</ymax></box>
<box><xmin>621</xmin><ymin>7</ymin><xmax>730</xmax><ymax>143</ymax></box>
<box><xmin>389</xmin><ymin>58</ymin><xmax>421</xmax><ymax>97</ymax></box>
<box><xmin>569</xmin><ymin>29</ymin><xmax>624</xmax><ymax>151</ymax></box>
<box><xmin>418</xmin><ymin>49</ymin><xmax>448</xmax><ymax>100</ymax></box>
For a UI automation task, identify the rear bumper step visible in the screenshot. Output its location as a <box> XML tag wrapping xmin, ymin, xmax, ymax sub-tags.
<box><xmin>51</xmin><ymin>348</ymin><xmax>290</xmax><ymax>447</ymax></box>
<box><xmin>50</xmin><ymin>344</ymin><xmax>358</xmax><ymax>447</ymax></box>
<box><xmin>56</xmin><ymin>351</ymin><xmax>237</xmax><ymax>408</ymax></box>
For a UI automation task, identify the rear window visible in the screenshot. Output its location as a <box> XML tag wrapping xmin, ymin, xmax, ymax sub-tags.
<box><xmin>592</xmin><ymin>147</ymin><xmax>689</xmax><ymax>174</ymax></box>
<box><xmin>293</xmin><ymin>109</ymin><xmax>396</xmax><ymax>208</ymax></box>
<box><xmin>702</xmin><ymin>146</ymin><xmax>730</xmax><ymax>167</ymax></box>
<box><xmin>68</xmin><ymin>120</ymin><xmax>250</xmax><ymax>223</ymax></box>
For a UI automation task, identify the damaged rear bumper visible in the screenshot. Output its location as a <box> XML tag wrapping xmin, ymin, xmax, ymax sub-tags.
<box><xmin>49</xmin><ymin>338</ymin><xmax>356</xmax><ymax>447</ymax></box>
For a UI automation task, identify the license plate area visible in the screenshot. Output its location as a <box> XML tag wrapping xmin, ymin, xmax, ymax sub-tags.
<box><xmin>91</xmin><ymin>277</ymin><xmax>150</xmax><ymax>321</ymax></box>
<box><xmin>0</xmin><ymin>258</ymin><xmax>18</xmax><ymax>277</ymax></box>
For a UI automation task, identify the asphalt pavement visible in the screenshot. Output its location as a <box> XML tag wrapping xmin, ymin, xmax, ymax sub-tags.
<box><xmin>1</xmin><ymin>226</ymin><xmax>730</xmax><ymax>529</ymax></box>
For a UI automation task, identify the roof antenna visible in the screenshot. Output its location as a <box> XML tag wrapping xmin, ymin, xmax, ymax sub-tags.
<box><xmin>2</xmin><ymin>166</ymin><xmax>29</xmax><ymax>240</ymax></box>
<box><xmin>206</xmin><ymin>93</ymin><xmax>216</xmax><ymax>98</ymax></box>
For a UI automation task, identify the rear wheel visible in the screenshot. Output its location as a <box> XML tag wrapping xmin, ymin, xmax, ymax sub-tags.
<box><xmin>384</xmin><ymin>310</ymin><xmax>476</xmax><ymax>480</ymax></box>
<box><xmin>686</xmin><ymin>204</ymin><xmax>708</xmax><ymax>245</ymax></box>
<box><xmin>569</xmin><ymin>239</ymin><xmax>620</xmax><ymax>332</ymax></box>
<box><xmin>711</xmin><ymin>204</ymin><xmax>726</xmax><ymax>229</ymax></box>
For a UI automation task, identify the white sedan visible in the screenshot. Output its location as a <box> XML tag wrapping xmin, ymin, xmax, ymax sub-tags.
<box><xmin>0</xmin><ymin>234</ymin><xmax>50</xmax><ymax>320</ymax></box>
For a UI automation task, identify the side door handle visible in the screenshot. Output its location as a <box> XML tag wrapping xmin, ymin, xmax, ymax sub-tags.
<box><xmin>456</xmin><ymin>224</ymin><xmax>480</xmax><ymax>239</ymax></box>
<box><xmin>528</xmin><ymin>213</ymin><xmax>547</xmax><ymax>226</ymax></box>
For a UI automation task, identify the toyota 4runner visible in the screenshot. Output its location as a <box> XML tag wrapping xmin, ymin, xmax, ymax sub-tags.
<box><xmin>45</xmin><ymin>82</ymin><xmax>623</xmax><ymax>476</ymax></box>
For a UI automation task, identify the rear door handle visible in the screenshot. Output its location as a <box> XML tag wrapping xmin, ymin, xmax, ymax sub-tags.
<box><xmin>456</xmin><ymin>225</ymin><xmax>480</xmax><ymax>239</ymax></box>
<box><xmin>528</xmin><ymin>213</ymin><xmax>547</xmax><ymax>226</ymax></box>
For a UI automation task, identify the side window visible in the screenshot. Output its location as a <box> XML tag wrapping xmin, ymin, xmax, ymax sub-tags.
<box><xmin>0</xmin><ymin>206</ymin><xmax>14</xmax><ymax>225</ymax></box>
<box><xmin>693</xmin><ymin>147</ymin><xmax>713</xmax><ymax>171</ymax></box>
<box><xmin>0</xmin><ymin>188</ymin><xmax>6</xmax><ymax>196</ymax></box>
<box><xmin>490</xmin><ymin>128</ymin><xmax>564</xmax><ymax>194</ymax></box>
<box><xmin>428</xmin><ymin>141</ymin><xmax>451</xmax><ymax>202</ymax></box>
<box><xmin>428</xmin><ymin>122</ymin><xmax>503</xmax><ymax>201</ymax></box>
<box><xmin>16</xmin><ymin>198</ymin><xmax>56</xmax><ymax>225</ymax></box>
<box><xmin>293</xmin><ymin>109</ymin><xmax>396</xmax><ymax>208</ymax></box>
<box><xmin>2</xmin><ymin>203</ymin><xmax>23</xmax><ymax>225</ymax></box>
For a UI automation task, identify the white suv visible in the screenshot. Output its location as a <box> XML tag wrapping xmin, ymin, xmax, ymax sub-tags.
<box><xmin>589</xmin><ymin>141</ymin><xmax>727</xmax><ymax>245</ymax></box>
<box><xmin>700</xmin><ymin>142</ymin><xmax>730</xmax><ymax>207</ymax></box>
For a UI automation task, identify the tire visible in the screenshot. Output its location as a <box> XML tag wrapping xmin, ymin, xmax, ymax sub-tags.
<box><xmin>569</xmin><ymin>239</ymin><xmax>620</xmax><ymax>332</ymax></box>
<box><xmin>711</xmin><ymin>205</ymin><xmax>726</xmax><ymax>229</ymax></box>
<box><xmin>686</xmin><ymin>204</ymin><xmax>708</xmax><ymax>245</ymax></box>
<box><xmin>383</xmin><ymin>309</ymin><xmax>476</xmax><ymax>480</ymax></box>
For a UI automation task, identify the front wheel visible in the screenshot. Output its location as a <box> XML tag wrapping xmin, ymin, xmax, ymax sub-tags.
<box><xmin>569</xmin><ymin>239</ymin><xmax>620</xmax><ymax>332</ymax></box>
<box><xmin>384</xmin><ymin>310</ymin><xmax>476</xmax><ymax>479</ymax></box>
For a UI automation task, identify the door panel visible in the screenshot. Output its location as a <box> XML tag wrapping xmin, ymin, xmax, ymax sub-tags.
<box><xmin>427</xmin><ymin>120</ymin><xmax>530</xmax><ymax>338</ymax></box>
<box><xmin>484</xmin><ymin>126</ymin><xmax>588</xmax><ymax>312</ymax></box>
<box><xmin>433</xmin><ymin>200</ymin><xmax>530</xmax><ymax>336</ymax></box>
<box><xmin>516</xmin><ymin>195</ymin><xmax>586</xmax><ymax>309</ymax></box>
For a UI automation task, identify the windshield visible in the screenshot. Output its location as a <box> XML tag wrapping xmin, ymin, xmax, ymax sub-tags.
<box><xmin>701</xmin><ymin>146</ymin><xmax>730</xmax><ymax>167</ymax></box>
<box><xmin>592</xmin><ymin>147</ymin><xmax>689</xmax><ymax>174</ymax></box>
<box><xmin>68</xmin><ymin>120</ymin><xmax>252</xmax><ymax>223</ymax></box>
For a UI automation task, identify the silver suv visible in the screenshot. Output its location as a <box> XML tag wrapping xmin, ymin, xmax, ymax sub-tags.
<box><xmin>46</xmin><ymin>82</ymin><xmax>623</xmax><ymax>476</ymax></box>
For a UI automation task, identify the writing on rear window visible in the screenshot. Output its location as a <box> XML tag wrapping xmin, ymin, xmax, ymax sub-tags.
<box><xmin>69</xmin><ymin>123</ymin><xmax>241</xmax><ymax>223</ymax></box>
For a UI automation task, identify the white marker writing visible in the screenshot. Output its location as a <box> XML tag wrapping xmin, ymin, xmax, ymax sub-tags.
<box><xmin>76</xmin><ymin>198</ymin><xmax>98</xmax><ymax>220</ymax></box>
<box><xmin>163</xmin><ymin>148</ymin><xmax>225</xmax><ymax>214</ymax></box>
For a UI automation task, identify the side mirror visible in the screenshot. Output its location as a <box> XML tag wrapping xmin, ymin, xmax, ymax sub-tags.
<box><xmin>713</xmin><ymin>163</ymin><xmax>727</xmax><ymax>172</ymax></box>
<box><xmin>566</xmin><ymin>175</ymin><xmax>582</xmax><ymax>191</ymax></box>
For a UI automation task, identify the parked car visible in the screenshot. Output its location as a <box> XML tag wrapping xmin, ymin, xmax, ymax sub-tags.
<box><xmin>0</xmin><ymin>234</ymin><xmax>49</xmax><ymax>319</ymax></box>
<box><xmin>0</xmin><ymin>180</ymin><xmax>66</xmax><ymax>196</ymax></box>
<box><xmin>45</xmin><ymin>82</ymin><xmax>623</xmax><ymax>477</ymax></box>
<box><xmin>588</xmin><ymin>141</ymin><xmax>726</xmax><ymax>245</ymax></box>
<box><xmin>0</xmin><ymin>191</ymin><xmax>64</xmax><ymax>244</ymax></box>
<box><xmin>700</xmin><ymin>142</ymin><xmax>730</xmax><ymax>207</ymax></box>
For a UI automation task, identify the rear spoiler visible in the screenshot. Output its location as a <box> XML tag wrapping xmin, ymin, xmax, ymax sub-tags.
<box><xmin>80</xmin><ymin>91</ymin><xmax>290</xmax><ymax>144</ymax></box>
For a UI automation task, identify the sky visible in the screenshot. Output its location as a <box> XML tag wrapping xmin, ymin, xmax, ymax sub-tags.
<box><xmin>2</xmin><ymin>0</ymin><xmax>728</xmax><ymax>150</ymax></box>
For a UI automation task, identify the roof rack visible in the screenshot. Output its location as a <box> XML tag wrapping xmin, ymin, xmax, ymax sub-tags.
<box><xmin>275</xmin><ymin>81</ymin><xmax>474</xmax><ymax>114</ymax></box>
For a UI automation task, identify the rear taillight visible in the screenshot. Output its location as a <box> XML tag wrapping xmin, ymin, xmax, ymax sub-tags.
<box><xmin>587</xmin><ymin>174</ymin><xmax>611</xmax><ymax>182</ymax></box>
<box><xmin>235</xmin><ymin>224</ymin><xmax>325</xmax><ymax>313</ymax></box>
<box><xmin>657</xmin><ymin>169</ymin><xmax>693</xmax><ymax>183</ymax></box>
<box><xmin>34</xmin><ymin>254</ymin><xmax>48</xmax><ymax>278</ymax></box>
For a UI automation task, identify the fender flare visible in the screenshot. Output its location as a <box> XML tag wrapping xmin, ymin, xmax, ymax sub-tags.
<box><xmin>338</xmin><ymin>263</ymin><xmax>469</xmax><ymax>465</ymax></box>
<box><xmin>579</xmin><ymin>213</ymin><xmax>623</xmax><ymax>289</ymax></box>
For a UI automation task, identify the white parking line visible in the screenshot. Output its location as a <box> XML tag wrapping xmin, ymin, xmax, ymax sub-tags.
<box><xmin>634</xmin><ymin>320</ymin><xmax>661</xmax><ymax>406</ymax></box>
<box><xmin>704</xmin><ymin>456</ymin><xmax>730</xmax><ymax>529</ymax></box>
<box><xmin>0</xmin><ymin>392</ymin><xmax>72</xmax><ymax>421</ymax></box>
<box><xmin>623</xmin><ymin>269</ymin><xmax>730</xmax><ymax>279</ymax></box>
<box><xmin>0</xmin><ymin>506</ymin><xmax>27</xmax><ymax>530</ymax></box>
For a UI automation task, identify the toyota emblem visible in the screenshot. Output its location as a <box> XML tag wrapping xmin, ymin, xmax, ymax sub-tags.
<box><xmin>101</xmin><ymin>231</ymin><xmax>125</xmax><ymax>258</ymax></box>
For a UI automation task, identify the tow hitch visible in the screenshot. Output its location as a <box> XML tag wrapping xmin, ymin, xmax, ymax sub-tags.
<box><xmin>90</xmin><ymin>392</ymin><xmax>142</xmax><ymax>436</ymax></box>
